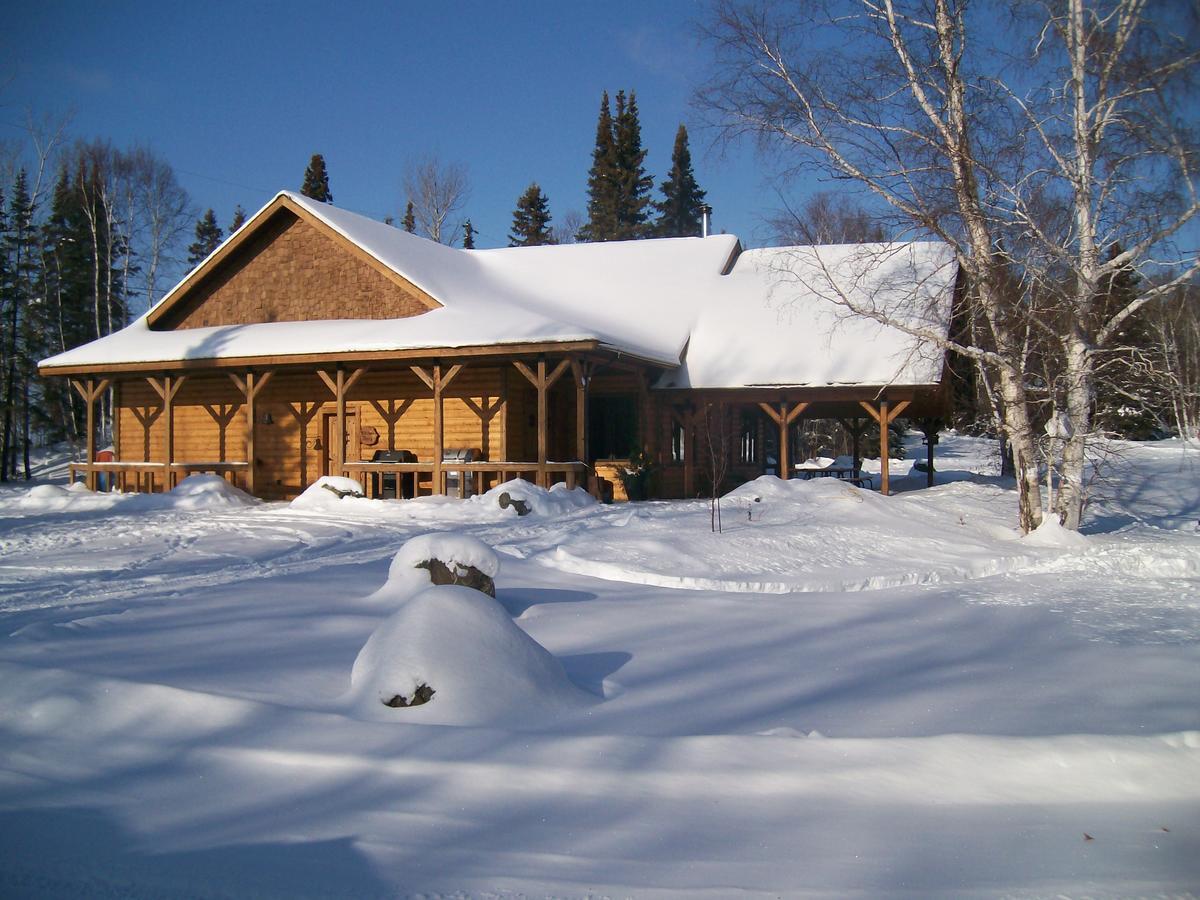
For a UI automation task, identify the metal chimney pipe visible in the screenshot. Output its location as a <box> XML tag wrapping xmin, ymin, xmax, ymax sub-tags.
<box><xmin>700</xmin><ymin>204</ymin><xmax>713</xmax><ymax>238</ymax></box>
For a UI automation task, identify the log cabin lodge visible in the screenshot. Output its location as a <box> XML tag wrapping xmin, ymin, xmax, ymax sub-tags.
<box><xmin>39</xmin><ymin>191</ymin><xmax>960</xmax><ymax>502</ymax></box>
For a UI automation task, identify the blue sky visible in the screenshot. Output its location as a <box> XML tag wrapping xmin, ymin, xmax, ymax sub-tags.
<box><xmin>1</xmin><ymin>1</ymin><xmax>791</xmax><ymax>250</ymax></box>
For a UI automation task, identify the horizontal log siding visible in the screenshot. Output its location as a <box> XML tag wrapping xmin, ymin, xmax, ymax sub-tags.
<box><xmin>118</xmin><ymin>376</ymin><xmax>250</xmax><ymax>491</ymax></box>
<box><xmin>157</xmin><ymin>211</ymin><xmax>434</xmax><ymax>330</ymax></box>
<box><xmin>246</xmin><ymin>366</ymin><xmax>513</xmax><ymax>499</ymax></box>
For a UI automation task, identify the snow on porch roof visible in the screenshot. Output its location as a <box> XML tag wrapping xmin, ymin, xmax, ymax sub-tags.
<box><xmin>40</xmin><ymin>191</ymin><xmax>959</xmax><ymax>389</ymax></box>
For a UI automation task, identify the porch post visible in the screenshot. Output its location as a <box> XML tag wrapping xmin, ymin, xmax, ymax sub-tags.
<box><xmin>879</xmin><ymin>399</ymin><xmax>890</xmax><ymax>495</ymax></box>
<box><xmin>85</xmin><ymin>379</ymin><xmax>97</xmax><ymax>490</ymax></box>
<box><xmin>858</xmin><ymin>399</ymin><xmax>910</xmax><ymax>496</ymax></box>
<box><xmin>316</xmin><ymin>367</ymin><xmax>367</xmax><ymax>483</ymax></box>
<box><xmin>536</xmin><ymin>359</ymin><xmax>548</xmax><ymax>486</ymax></box>
<box><xmin>513</xmin><ymin>358</ymin><xmax>569</xmax><ymax>489</ymax></box>
<box><xmin>411</xmin><ymin>364</ymin><xmax>462</xmax><ymax>495</ymax></box>
<box><xmin>570</xmin><ymin>358</ymin><xmax>589</xmax><ymax>463</ymax></box>
<box><xmin>758</xmin><ymin>400</ymin><xmax>809</xmax><ymax>480</ymax></box>
<box><xmin>230</xmin><ymin>370</ymin><xmax>275</xmax><ymax>496</ymax></box>
<box><xmin>147</xmin><ymin>375</ymin><xmax>186</xmax><ymax>490</ymax></box>
<box><xmin>246</xmin><ymin>373</ymin><xmax>257</xmax><ymax>495</ymax></box>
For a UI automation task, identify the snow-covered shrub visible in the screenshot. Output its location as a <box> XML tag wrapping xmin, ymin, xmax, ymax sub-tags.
<box><xmin>347</xmin><ymin>584</ymin><xmax>589</xmax><ymax>725</ymax></box>
<box><xmin>477</xmin><ymin>478</ymin><xmax>595</xmax><ymax>518</ymax></box>
<box><xmin>167</xmin><ymin>474</ymin><xmax>257</xmax><ymax>509</ymax></box>
<box><xmin>376</xmin><ymin>532</ymin><xmax>501</xmax><ymax>601</ymax></box>
<box><xmin>290</xmin><ymin>476</ymin><xmax>368</xmax><ymax>509</ymax></box>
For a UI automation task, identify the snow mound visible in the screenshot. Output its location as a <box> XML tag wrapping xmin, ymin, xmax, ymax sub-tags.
<box><xmin>19</xmin><ymin>484</ymin><xmax>75</xmax><ymax>509</ymax></box>
<box><xmin>724</xmin><ymin>474</ymin><xmax>879</xmax><ymax>507</ymax></box>
<box><xmin>289</xmin><ymin>476</ymin><xmax>369</xmax><ymax>509</ymax></box>
<box><xmin>347</xmin><ymin>584</ymin><xmax>590</xmax><ymax>725</ymax></box>
<box><xmin>477</xmin><ymin>478</ymin><xmax>596</xmax><ymax>517</ymax></box>
<box><xmin>166</xmin><ymin>474</ymin><xmax>257</xmax><ymax>509</ymax></box>
<box><xmin>1023</xmin><ymin>516</ymin><xmax>1091</xmax><ymax>549</ymax></box>
<box><xmin>371</xmin><ymin>532</ymin><xmax>501</xmax><ymax>603</ymax></box>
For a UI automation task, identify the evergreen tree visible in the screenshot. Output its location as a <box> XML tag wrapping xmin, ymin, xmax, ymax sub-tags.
<box><xmin>509</xmin><ymin>183</ymin><xmax>555</xmax><ymax>246</ymax></box>
<box><xmin>611</xmin><ymin>90</ymin><xmax>653</xmax><ymax>240</ymax></box>
<box><xmin>654</xmin><ymin>125</ymin><xmax>707</xmax><ymax>238</ymax></box>
<box><xmin>1093</xmin><ymin>245</ymin><xmax>1162</xmax><ymax>438</ymax></box>
<box><xmin>1</xmin><ymin>173</ymin><xmax>36</xmax><ymax>480</ymax></box>
<box><xmin>579</xmin><ymin>91</ymin><xmax>618</xmax><ymax>242</ymax></box>
<box><xmin>187</xmin><ymin>209</ymin><xmax>223</xmax><ymax>267</ymax></box>
<box><xmin>402</xmin><ymin>200</ymin><xmax>416</xmax><ymax>234</ymax></box>
<box><xmin>36</xmin><ymin>167</ymin><xmax>94</xmax><ymax>442</ymax></box>
<box><xmin>301</xmin><ymin>154</ymin><xmax>333</xmax><ymax>202</ymax></box>
<box><xmin>228</xmin><ymin>205</ymin><xmax>247</xmax><ymax>233</ymax></box>
<box><xmin>462</xmin><ymin>219</ymin><xmax>477</xmax><ymax>249</ymax></box>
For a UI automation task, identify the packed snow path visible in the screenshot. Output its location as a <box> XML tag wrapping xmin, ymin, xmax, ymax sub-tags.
<box><xmin>0</xmin><ymin>436</ymin><xmax>1197</xmax><ymax>897</ymax></box>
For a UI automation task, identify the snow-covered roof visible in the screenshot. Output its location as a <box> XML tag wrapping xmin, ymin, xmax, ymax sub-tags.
<box><xmin>41</xmin><ymin>191</ymin><xmax>958</xmax><ymax>389</ymax></box>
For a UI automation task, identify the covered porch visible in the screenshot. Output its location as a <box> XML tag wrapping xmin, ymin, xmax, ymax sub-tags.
<box><xmin>653</xmin><ymin>382</ymin><xmax>951</xmax><ymax>498</ymax></box>
<box><xmin>64</xmin><ymin>341</ymin><xmax>665</xmax><ymax>502</ymax></box>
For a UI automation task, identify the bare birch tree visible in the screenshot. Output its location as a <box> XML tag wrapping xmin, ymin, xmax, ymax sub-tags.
<box><xmin>702</xmin><ymin>0</ymin><xmax>1199</xmax><ymax>532</ymax></box>
<box><xmin>402</xmin><ymin>155</ymin><xmax>470</xmax><ymax>245</ymax></box>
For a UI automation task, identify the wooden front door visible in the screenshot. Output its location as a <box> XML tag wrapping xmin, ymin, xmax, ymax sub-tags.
<box><xmin>321</xmin><ymin>410</ymin><xmax>359</xmax><ymax>477</ymax></box>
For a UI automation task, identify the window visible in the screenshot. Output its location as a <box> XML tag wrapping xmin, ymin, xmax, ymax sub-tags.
<box><xmin>739</xmin><ymin>411</ymin><xmax>759</xmax><ymax>465</ymax></box>
<box><xmin>588</xmin><ymin>395</ymin><xmax>637</xmax><ymax>460</ymax></box>
<box><xmin>670</xmin><ymin>420</ymin><xmax>686</xmax><ymax>462</ymax></box>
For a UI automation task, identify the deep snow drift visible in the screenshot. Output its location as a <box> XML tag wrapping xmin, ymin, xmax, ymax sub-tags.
<box><xmin>0</xmin><ymin>434</ymin><xmax>1197</xmax><ymax>898</ymax></box>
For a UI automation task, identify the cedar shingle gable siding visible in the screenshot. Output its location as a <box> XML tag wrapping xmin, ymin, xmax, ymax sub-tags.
<box><xmin>153</xmin><ymin>209</ymin><xmax>436</xmax><ymax>330</ymax></box>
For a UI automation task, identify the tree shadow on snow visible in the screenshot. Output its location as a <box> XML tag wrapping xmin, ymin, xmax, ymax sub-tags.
<box><xmin>559</xmin><ymin>650</ymin><xmax>633</xmax><ymax>698</ymax></box>
<box><xmin>0</xmin><ymin>805</ymin><xmax>393</xmax><ymax>899</ymax></box>
<box><xmin>494</xmin><ymin>585</ymin><xmax>596</xmax><ymax>617</ymax></box>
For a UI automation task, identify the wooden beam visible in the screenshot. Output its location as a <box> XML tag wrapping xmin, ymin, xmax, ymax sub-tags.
<box><xmin>228</xmin><ymin>370</ymin><xmax>275</xmax><ymax>496</ymax></box>
<box><xmin>410</xmin><ymin>365</ymin><xmax>434</xmax><ymax>391</ymax></box>
<box><xmin>758</xmin><ymin>401</ymin><xmax>809</xmax><ymax>478</ymax></box>
<box><xmin>40</xmin><ymin>339</ymin><xmax>610</xmax><ymax>378</ymax></box>
<box><xmin>536</xmin><ymin>359</ymin><xmax>548</xmax><ymax>487</ymax></box>
<box><xmin>335</xmin><ymin>368</ymin><xmax>347</xmax><ymax>476</ymax></box>
<box><xmin>885</xmin><ymin>399</ymin><xmax>911</xmax><ymax>423</ymax></box>
<box><xmin>432</xmin><ymin>365</ymin><xmax>444</xmax><ymax>494</ymax></box>
<box><xmin>570</xmin><ymin>358</ymin><xmax>590</xmax><ymax>464</ymax></box>
<box><xmin>858</xmin><ymin>400</ymin><xmax>883</xmax><ymax>424</ymax></box>
<box><xmin>511</xmin><ymin>359</ymin><xmax>537</xmax><ymax>388</ymax></box>
<box><xmin>342</xmin><ymin>366</ymin><xmax>368</xmax><ymax>395</ymax></box>
<box><xmin>544</xmin><ymin>358</ymin><xmax>570</xmax><ymax>391</ymax></box>
<box><xmin>244</xmin><ymin>373</ymin><xmax>258</xmax><ymax>496</ymax></box>
<box><xmin>317</xmin><ymin>369</ymin><xmax>339</xmax><ymax>395</ymax></box>
<box><xmin>880</xmin><ymin>399</ymin><xmax>890</xmax><ymax>496</ymax></box>
<box><xmin>758</xmin><ymin>402</ymin><xmax>782</xmax><ymax>425</ymax></box>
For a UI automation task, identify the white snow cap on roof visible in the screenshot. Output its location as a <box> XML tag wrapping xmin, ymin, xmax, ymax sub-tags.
<box><xmin>41</xmin><ymin>191</ymin><xmax>958</xmax><ymax>388</ymax></box>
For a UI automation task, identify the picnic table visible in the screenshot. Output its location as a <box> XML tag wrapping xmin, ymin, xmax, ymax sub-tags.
<box><xmin>793</xmin><ymin>463</ymin><xmax>875</xmax><ymax>489</ymax></box>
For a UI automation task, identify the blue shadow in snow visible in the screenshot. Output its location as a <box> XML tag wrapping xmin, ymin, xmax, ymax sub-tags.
<box><xmin>559</xmin><ymin>650</ymin><xmax>632</xmax><ymax>698</ymax></box>
<box><xmin>494</xmin><ymin>586</ymin><xmax>596</xmax><ymax>617</ymax></box>
<box><xmin>0</xmin><ymin>806</ymin><xmax>393</xmax><ymax>899</ymax></box>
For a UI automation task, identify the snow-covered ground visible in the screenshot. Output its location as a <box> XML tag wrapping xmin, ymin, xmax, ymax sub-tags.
<box><xmin>0</xmin><ymin>434</ymin><xmax>1197</xmax><ymax>898</ymax></box>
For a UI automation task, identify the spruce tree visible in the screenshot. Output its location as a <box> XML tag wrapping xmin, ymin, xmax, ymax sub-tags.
<box><xmin>611</xmin><ymin>91</ymin><xmax>653</xmax><ymax>240</ymax></box>
<box><xmin>509</xmin><ymin>183</ymin><xmax>555</xmax><ymax>246</ymax></box>
<box><xmin>654</xmin><ymin>125</ymin><xmax>707</xmax><ymax>238</ymax></box>
<box><xmin>187</xmin><ymin>209</ymin><xmax>223</xmax><ymax>266</ymax></box>
<box><xmin>300</xmin><ymin>154</ymin><xmax>333</xmax><ymax>202</ymax></box>
<box><xmin>37</xmin><ymin>167</ymin><xmax>94</xmax><ymax>442</ymax></box>
<box><xmin>579</xmin><ymin>91</ymin><xmax>618</xmax><ymax>242</ymax></box>
<box><xmin>1</xmin><ymin>172</ymin><xmax>36</xmax><ymax>480</ymax></box>
<box><xmin>402</xmin><ymin>200</ymin><xmax>416</xmax><ymax>234</ymax></box>
<box><xmin>228</xmin><ymin>205</ymin><xmax>247</xmax><ymax>233</ymax></box>
<box><xmin>462</xmin><ymin>219</ymin><xmax>477</xmax><ymax>249</ymax></box>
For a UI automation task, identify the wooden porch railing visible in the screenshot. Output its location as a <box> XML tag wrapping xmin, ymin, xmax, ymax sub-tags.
<box><xmin>340</xmin><ymin>461</ymin><xmax>588</xmax><ymax>499</ymax></box>
<box><xmin>68</xmin><ymin>461</ymin><xmax>249</xmax><ymax>493</ymax></box>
